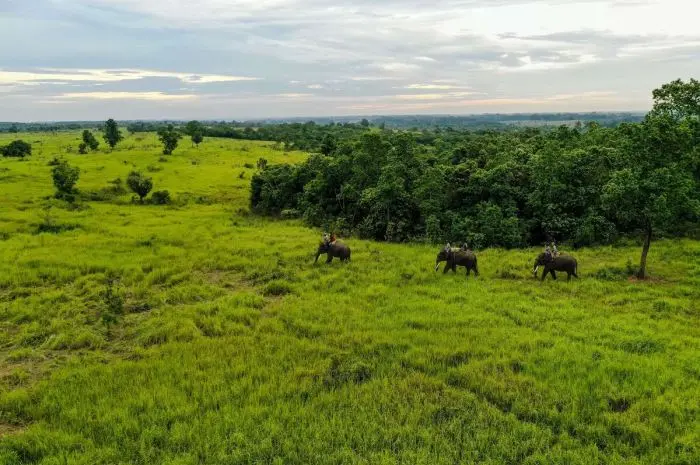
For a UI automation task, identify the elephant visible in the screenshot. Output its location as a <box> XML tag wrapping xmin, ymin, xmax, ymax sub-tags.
<box><xmin>533</xmin><ymin>253</ymin><xmax>578</xmax><ymax>281</ymax></box>
<box><xmin>314</xmin><ymin>241</ymin><xmax>351</xmax><ymax>264</ymax></box>
<box><xmin>435</xmin><ymin>247</ymin><xmax>479</xmax><ymax>278</ymax></box>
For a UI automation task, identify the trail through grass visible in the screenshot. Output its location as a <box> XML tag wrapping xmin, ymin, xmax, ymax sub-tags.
<box><xmin>1</xmin><ymin>132</ymin><xmax>698</xmax><ymax>464</ymax></box>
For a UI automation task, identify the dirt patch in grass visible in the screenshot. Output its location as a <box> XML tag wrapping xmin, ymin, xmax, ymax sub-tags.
<box><xmin>0</xmin><ymin>422</ymin><xmax>26</xmax><ymax>438</ymax></box>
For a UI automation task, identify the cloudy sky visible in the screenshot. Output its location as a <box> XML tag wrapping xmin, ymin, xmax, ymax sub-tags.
<box><xmin>1</xmin><ymin>0</ymin><xmax>698</xmax><ymax>121</ymax></box>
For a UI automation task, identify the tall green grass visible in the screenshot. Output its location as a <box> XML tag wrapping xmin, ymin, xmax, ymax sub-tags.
<box><xmin>0</xmin><ymin>132</ymin><xmax>698</xmax><ymax>464</ymax></box>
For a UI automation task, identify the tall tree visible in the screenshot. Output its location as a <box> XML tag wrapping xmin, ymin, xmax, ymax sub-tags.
<box><xmin>157</xmin><ymin>124</ymin><xmax>182</xmax><ymax>155</ymax></box>
<box><xmin>185</xmin><ymin>120</ymin><xmax>205</xmax><ymax>147</ymax></box>
<box><xmin>103</xmin><ymin>119</ymin><xmax>123</xmax><ymax>150</ymax></box>
<box><xmin>602</xmin><ymin>80</ymin><xmax>700</xmax><ymax>278</ymax></box>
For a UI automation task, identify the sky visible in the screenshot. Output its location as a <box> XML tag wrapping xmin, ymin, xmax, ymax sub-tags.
<box><xmin>1</xmin><ymin>0</ymin><xmax>699</xmax><ymax>121</ymax></box>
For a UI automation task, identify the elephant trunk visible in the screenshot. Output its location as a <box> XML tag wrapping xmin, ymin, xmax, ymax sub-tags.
<box><xmin>314</xmin><ymin>251</ymin><xmax>321</xmax><ymax>263</ymax></box>
<box><xmin>532</xmin><ymin>264</ymin><xmax>539</xmax><ymax>275</ymax></box>
<box><xmin>435</xmin><ymin>260</ymin><xmax>441</xmax><ymax>272</ymax></box>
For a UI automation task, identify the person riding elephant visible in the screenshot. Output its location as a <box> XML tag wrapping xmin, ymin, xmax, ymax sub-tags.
<box><xmin>533</xmin><ymin>252</ymin><xmax>578</xmax><ymax>281</ymax></box>
<box><xmin>315</xmin><ymin>239</ymin><xmax>351</xmax><ymax>264</ymax></box>
<box><xmin>435</xmin><ymin>244</ymin><xmax>478</xmax><ymax>278</ymax></box>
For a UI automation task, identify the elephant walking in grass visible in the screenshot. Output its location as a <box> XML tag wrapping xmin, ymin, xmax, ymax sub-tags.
<box><xmin>435</xmin><ymin>246</ymin><xmax>479</xmax><ymax>278</ymax></box>
<box><xmin>314</xmin><ymin>241</ymin><xmax>351</xmax><ymax>264</ymax></box>
<box><xmin>533</xmin><ymin>253</ymin><xmax>578</xmax><ymax>281</ymax></box>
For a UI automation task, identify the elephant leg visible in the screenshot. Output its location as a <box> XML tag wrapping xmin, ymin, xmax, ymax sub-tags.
<box><xmin>567</xmin><ymin>272</ymin><xmax>571</xmax><ymax>281</ymax></box>
<box><xmin>466</xmin><ymin>267</ymin><xmax>470</xmax><ymax>277</ymax></box>
<box><xmin>325</xmin><ymin>254</ymin><xmax>333</xmax><ymax>264</ymax></box>
<box><xmin>443</xmin><ymin>264</ymin><xmax>450</xmax><ymax>274</ymax></box>
<box><xmin>551</xmin><ymin>270</ymin><xmax>557</xmax><ymax>280</ymax></box>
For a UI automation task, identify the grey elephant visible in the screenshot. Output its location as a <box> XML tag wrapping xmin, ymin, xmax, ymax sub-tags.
<box><xmin>533</xmin><ymin>253</ymin><xmax>578</xmax><ymax>281</ymax></box>
<box><xmin>435</xmin><ymin>247</ymin><xmax>479</xmax><ymax>278</ymax></box>
<box><xmin>314</xmin><ymin>241</ymin><xmax>351</xmax><ymax>264</ymax></box>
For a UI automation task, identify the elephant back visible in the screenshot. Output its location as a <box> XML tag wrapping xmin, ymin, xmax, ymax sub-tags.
<box><xmin>453</xmin><ymin>250</ymin><xmax>477</xmax><ymax>265</ymax></box>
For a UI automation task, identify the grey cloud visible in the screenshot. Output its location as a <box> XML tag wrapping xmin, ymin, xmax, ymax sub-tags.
<box><xmin>1</xmin><ymin>0</ymin><xmax>699</xmax><ymax>120</ymax></box>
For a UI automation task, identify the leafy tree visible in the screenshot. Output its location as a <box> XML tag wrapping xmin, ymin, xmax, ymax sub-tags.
<box><xmin>192</xmin><ymin>132</ymin><xmax>204</xmax><ymax>148</ymax></box>
<box><xmin>1</xmin><ymin>140</ymin><xmax>32</xmax><ymax>158</ymax></box>
<box><xmin>257</xmin><ymin>158</ymin><xmax>268</xmax><ymax>170</ymax></box>
<box><xmin>82</xmin><ymin>130</ymin><xmax>100</xmax><ymax>151</ymax></box>
<box><xmin>649</xmin><ymin>78</ymin><xmax>700</xmax><ymax>121</ymax></box>
<box><xmin>602</xmin><ymin>83</ymin><xmax>700</xmax><ymax>278</ymax></box>
<box><xmin>127</xmin><ymin>171</ymin><xmax>153</xmax><ymax>202</ymax></box>
<box><xmin>185</xmin><ymin>120</ymin><xmax>203</xmax><ymax>135</ymax></box>
<box><xmin>103</xmin><ymin>119</ymin><xmax>123</xmax><ymax>150</ymax></box>
<box><xmin>247</xmin><ymin>79</ymin><xmax>700</xmax><ymax>254</ymax></box>
<box><xmin>360</xmin><ymin>118</ymin><xmax>370</xmax><ymax>128</ymax></box>
<box><xmin>158</xmin><ymin>124</ymin><xmax>182</xmax><ymax>155</ymax></box>
<box><xmin>78</xmin><ymin>143</ymin><xmax>88</xmax><ymax>154</ymax></box>
<box><xmin>52</xmin><ymin>159</ymin><xmax>80</xmax><ymax>201</ymax></box>
<box><xmin>185</xmin><ymin>120</ymin><xmax>205</xmax><ymax>147</ymax></box>
<box><xmin>320</xmin><ymin>134</ymin><xmax>337</xmax><ymax>156</ymax></box>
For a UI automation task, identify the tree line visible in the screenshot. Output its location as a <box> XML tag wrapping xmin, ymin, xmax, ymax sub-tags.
<box><xmin>250</xmin><ymin>79</ymin><xmax>700</xmax><ymax>278</ymax></box>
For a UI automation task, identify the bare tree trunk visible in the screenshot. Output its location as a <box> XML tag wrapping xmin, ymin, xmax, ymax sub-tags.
<box><xmin>638</xmin><ymin>223</ymin><xmax>652</xmax><ymax>279</ymax></box>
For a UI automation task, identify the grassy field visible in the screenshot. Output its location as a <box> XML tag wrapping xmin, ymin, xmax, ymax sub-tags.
<box><xmin>0</xmin><ymin>131</ymin><xmax>698</xmax><ymax>465</ymax></box>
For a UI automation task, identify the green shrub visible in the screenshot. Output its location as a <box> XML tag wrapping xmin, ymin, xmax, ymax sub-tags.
<box><xmin>127</xmin><ymin>171</ymin><xmax>153</xmax><ymax>202</ymax></box>
<box><xmin>51</xmin><ymin>159</ymin><xmax>80</xmax><ymax>201</ymax></box>
<box><xmin>151</xmin><ymin>190</ymin><xmax>171</xmax><ymax>205</ymax></box>
<box><xmin>2</xmin><ymin>140</ymin><xmax>32</xmax><ymax>158</ymax></box>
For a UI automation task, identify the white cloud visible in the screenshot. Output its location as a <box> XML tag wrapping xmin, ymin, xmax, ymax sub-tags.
<box><xmin>0</xmin><ymin>68</ymin><xmax>259</xmax><ymax>85</ymax></box>
<box><xmin>52</xmin><ymin>91</ymin><xmax>197</xmax><ymax>101</ymax></box>
<box><xmin>274</xmin><ymin>93</ymin><xmax>313</xmax><ymax>98</ymax></box>
<box><xmin>372</xmin><ymin>62</ymin><xmax>420</xmax><ymax>72</ymax></box>
<box><xmin>405</xmin><ymin>84</ymin><xmax>469</xmax><ymax>90</ymax></box>
<box><xmin>2</xmin><ymin>0</ymin><xmax>699</xmax><ymax>119</ymax></box>
<box><xmin>350</xmin><ymin>76</ymin><xmax>401</xmax><ymax>81</ymax></box>
<box><xmin>545</xmin><ymin>91</ymin><xmax>617</xmax><ymax>101</ymax></box>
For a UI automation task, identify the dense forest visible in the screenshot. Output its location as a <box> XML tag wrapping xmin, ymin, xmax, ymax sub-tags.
<box><xmin>1</xmin><ymin>112</ymin><xmax>643</xmax><ymax>134</ymax></box>
<box><xmin>250</xmin><ymin>79</ymin><xmax>700</xmax><ymax>277</ymax></box>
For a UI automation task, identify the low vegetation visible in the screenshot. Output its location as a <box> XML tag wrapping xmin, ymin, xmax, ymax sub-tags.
<box><xmin>0</xmin><ymin>83</ymin><xmax>697</xmax><ymax>464</ymax></box>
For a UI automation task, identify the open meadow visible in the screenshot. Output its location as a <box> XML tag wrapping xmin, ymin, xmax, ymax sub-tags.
<box><xmin>0</xmin><ymin>132</ymin><xmax>699</xmax><ymax>464</ymax></box>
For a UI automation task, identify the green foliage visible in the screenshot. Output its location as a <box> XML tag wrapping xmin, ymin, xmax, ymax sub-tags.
<box><xmin>320</xmin><ymin>133</ymin><xmax>337</xmax><ymax>155</ymax></box>
<box><xmin>1</xmin><ymin>139</ymin><xmax>32</xmax><ymax>158</ymax></box>
<box><xmin>100</xmin><ymin>276</ymin><xmax>124</xmax><ymax>326</ymax></box>
<box><xmin>150</xmin><ymin>190</ymin><xmax>171</xmax><ymax>205</ymax></box>
<box><xmin>0</xmin><ymin>128</ymin><xmax>698</xmax><ymax>464</ymax></box>
<box><xmin>103</xmin><ymin>118</ymin><xmax>123</xmax><ymax>149</ymax></box>
<box><xmin>126</xmin><ymin>171</ymin><xmax>153</xmax><ymax>202</ymax></box>
<box><xmin>82</xmin><ymin>129</ymin><xmax>100</xmax><ymax>151</ymax></box>
<box><xmin>185</xmin><ymin>120</ymin><xmax>205</xmax><ymax>147</ymax></box>
<box><xmin>250</xmin><ymin>82</ymin><xmax>700</xmax><ymax>254</ymax></box>
<box><xmin>256</xmin><ymin>157</ymin><xmax>268</xmax><ymax>170</ymax></box>
<box><xmin>602</xmin><ymin>80</ymin><xmax>700</xmax><ymax>277</ymax></box>
<box><xmin>158</xmin><ymin>124</ymin><xmax>183</xmax><ymax>155</ymax></box>
<box><xmin>51</xmin><ymin>159</ymin><xmax>80</xmax><ymax>201</ymax></box>
<box><xmin>192</xmin><ymin>131</ymin><xmax>204</xmax><ymax>147</ymax></box>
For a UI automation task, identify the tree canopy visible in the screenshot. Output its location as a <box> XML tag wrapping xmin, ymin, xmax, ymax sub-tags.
<box><xmin>103</xmin><ymin>119</ymin><xmax>123</xmax><ymax>150</ymax></box>
<box><xmin>250</xmin><ymin>79</ymin><xmax>700</xmax><ymax>277</ymax></box>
